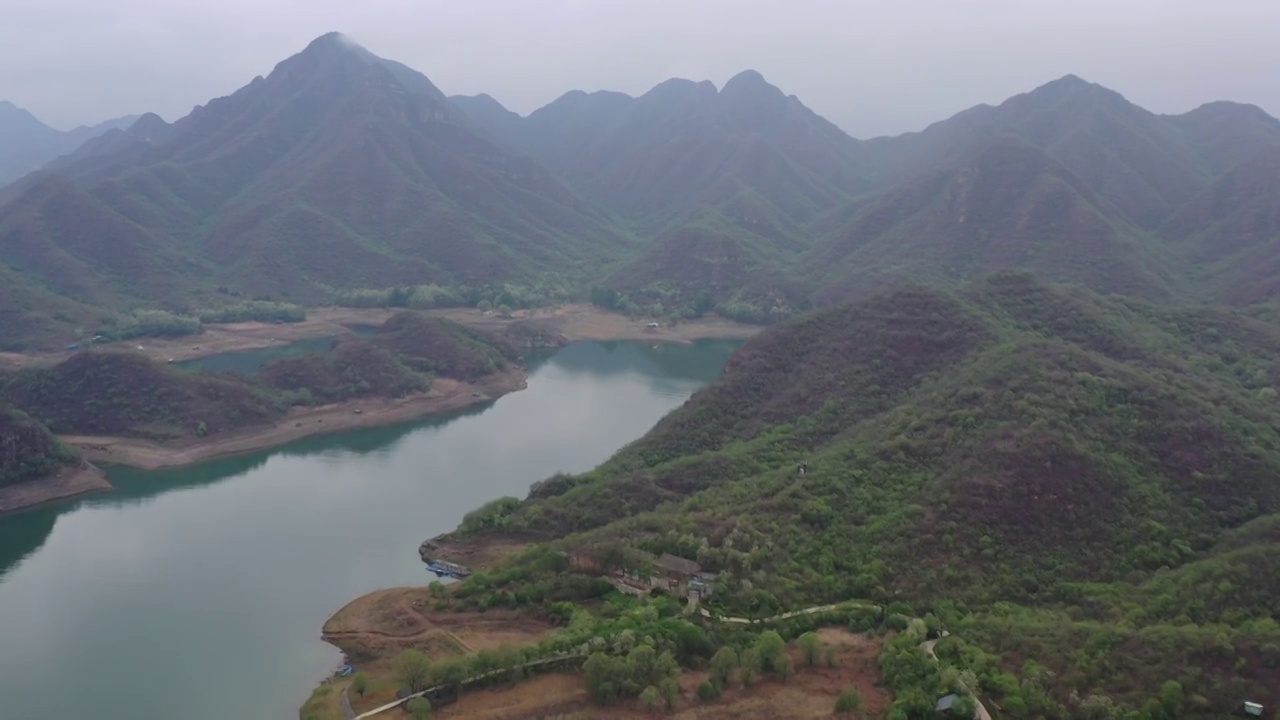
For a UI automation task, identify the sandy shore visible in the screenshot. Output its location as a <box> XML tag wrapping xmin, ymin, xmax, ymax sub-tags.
<box><xmin>61</xmin><ymin>368</ymin><xmax>527</xmax><ymax>471</ymax></box>
<box><xmin>0</xmin><ymin>462</ymin><xmax>111</xmax><ymax>515</ymax></box>
<box><xmin>0</xmin><ymin>305</ymin><xmax>759</xmax><ymax>371</ymax></box>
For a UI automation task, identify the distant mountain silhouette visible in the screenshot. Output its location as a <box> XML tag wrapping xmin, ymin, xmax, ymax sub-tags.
<box><xmin>812</xmin><ymin>135</ymin><xmax>1180</xmax><ymax>305</ymax></box>
<box><xmin>4</xmin><ymin>37</ymin><xmax>1280</xmax><ymax>348</ymax></box>
<box><xmin>0</xmin><ymin>101</ymin><xmax>138</xmax><ymax>187</ymax></box>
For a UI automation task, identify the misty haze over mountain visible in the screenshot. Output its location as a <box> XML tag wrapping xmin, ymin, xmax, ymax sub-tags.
<box><xmin>2</xmin><ymin>30</ymin><xmax>1279</xmax><ymax>351</ymax></box>
<box><xmin>3</xmin><ymin>1</ymin><xmax>1278</xmax><ymax>139</ymax></box>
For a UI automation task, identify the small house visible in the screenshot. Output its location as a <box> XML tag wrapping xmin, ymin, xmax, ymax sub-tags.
<box><xmin>1244</xmin><ymin>701</ymin><xmax>1264</xmax><ymax>718</ymax></box>
<box><xmin>689</xmin><ymin>571</ymin><xmax>717</xmax><ymax>599</ymax></box>
<box><xmin>655</xmin><ymin>553</ymin><xmax>701</xmax><ymax>590</ymax></box>
<box><xmin>646</xmin><ymin>321</ymin><xmax>661</xmax><ymax>329</ymax></box>
<box><xmin>936</xmin><ymin>694</ymin><xmax>959</xmax><ymax>713</ymax></box>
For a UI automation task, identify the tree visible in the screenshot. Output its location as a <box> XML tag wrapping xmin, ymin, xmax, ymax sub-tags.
<box><xmin>835</xmin><ymin>685</ymin><xmax>863</xmax><ymax>715</ymax></box>
<box><xmin>435</xmin><ymin>658</ymin><xmax>470</xmax><ymax>694</ymax></box>
<box><xmin>798</xmin><ymin>632</ymin><xmax>821</xmax><ymax>667</ymax></box>
<box><xmin>497</xmin><ymin>304</ymin><xmax>513</xmax><ymax>317</ymax></box>
<box><xmin>584</xmin><ymin>652</ymin><xmax>622</xmax><ymax>705</ymax></box>
<box><xmin>775</xmin><ymin>653</ymin><xmax>795</xmax><ymax>682</ymax></box>
<box><xmin>477</xmin><ymin>299</ymin><xmax>492</xmax><ymax>311</ymax></box>
<box><xmin>351</xmin><ymin>671</ymin><xmax>368</xmax><ymax>698</ymax></box>
<box><xmin>629</xmin><ymin>645</ymin><xmax>660</xmax><ymax>690</ymax></box>
<box><xmin>406</xmin><ymin>697</ymin><xmax>432</xmax><ymax>720</ymax></box>
<box><xmin>824</xmin><ymin>647</ymin><xmax>838</xmax><ymax>668</ymax></box>
<box><xmin>755</xmin><ymin>631</ymin><xmax>786</xmax><ymax>672</ymax></box>
<box><xmin>640</xmin><ymin>685</ymin><xmax>659</xmax><ymax>713</ymax></box>
<box><xmin>696</xmin><ymin>680</ymin><xmax>720</xmax><ymax>703</ymax></box>
<box><xmin>709</xmin><ymin>646</ymin><xmax>738</xmax><ymax>688</ymax></box>
<box><xmin>397</xmin><ymin>650</ymin><xmax>431</xmax><ymax>693</ymax></box>
<box><xmin>740</xmin><ymin>648</ymin><xmax>761</xmax><ymax>686</ymax></box>
<box><xmin>1160</xmin><ymin>680</ymin><xmax>1184</xmax><ymax>719</ymax></box>
<box><xmin>658</xmin><ymin>676</ymin><xmax>680</xmax><ymax>711</ymax></box>
<box><xmin>950</xmin><ymin>695</ymin><xmax>978</xmax><ymax>719</ymax></box>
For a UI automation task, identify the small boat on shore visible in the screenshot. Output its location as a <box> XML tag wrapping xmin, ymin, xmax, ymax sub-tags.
<box><xmin>426</xmin><ymin>560</ymin><xmax>472</xmax><ymax>579</ymax></box>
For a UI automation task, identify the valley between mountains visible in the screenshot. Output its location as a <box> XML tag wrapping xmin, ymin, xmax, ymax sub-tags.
<box><xmin>0</xmin><ymin>30</ymin><xmax>1278</xmax><ymax>720</ymax></box>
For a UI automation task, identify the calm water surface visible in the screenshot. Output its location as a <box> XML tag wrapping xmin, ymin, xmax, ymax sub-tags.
<box><xmin>0</xmin><ymin>340</ymin><xmax>739</xmax><ymax>720</ymax></box>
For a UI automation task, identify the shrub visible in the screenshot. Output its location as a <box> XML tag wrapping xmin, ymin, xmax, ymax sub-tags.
<box><xmin>696</xmin><ymin>680</ymin><xmax>720</xmax><ymax>703</ymax></box>
<box><xmin>835</xmin><ymin>685</ymin><xmax>863</xmax><ymax>714</ymax></box>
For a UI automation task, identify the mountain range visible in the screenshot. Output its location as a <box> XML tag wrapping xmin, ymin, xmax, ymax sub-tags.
<box><xmin>3</xmin><ymin>32</ymin><xmax>1280</xmax><ymax>349</ymax></box>
<box><xmin>0</xmin><ymin>101</ymin><xmax>139</xmax><ymax>188</ymax></box>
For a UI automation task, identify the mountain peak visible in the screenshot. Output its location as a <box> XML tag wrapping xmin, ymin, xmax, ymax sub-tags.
<box><xmin>1027</xmin><ymin>73</ymin><xmax>1118</xmax><ymax>102</ymax></box>
<box><xmin>723</xmin><ymin>69</ymin><xmax>770</xmax><ymax>90</ymax></box>
<box><xmin>0</xmin><ymin>100</ymin><xmax>41</xmax><ymax>123</ymax></box>
<box><xmin>640</xmin><ymin>78</ymin><xmax>718</xmax><ymax>106</ymax></box>
<box><xmin>721</xmin><ymin>69</ymin><xmax>785</xmax><ymax>97</ymax></box>
<box><xmin>306</xmin><ymin>31</ymin><xmax>365</xmax><ymax>53</ymax></box>
<box><xmin>719</xmin><ymin>69</ymin><xmax>788</xmax><ymax>107</ymax></box>
<box><xmin>1052</xmin><ymin>73</ymin><xmax>1089</xmax><ymax>86</ymax></box>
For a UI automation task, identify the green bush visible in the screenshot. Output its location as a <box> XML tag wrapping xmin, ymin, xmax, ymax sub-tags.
<box><xmin>696</xmin><ymin>679</ymin><xmax>720</xmax><ymax>703</ymax></box>
<box><xmin>198</xmin><ymin>301</ymin><xmax>306</xmax><ymax>324</ymax></box>
<box><xmin>835</xmin><ymin>685</ymin><xmax>863</xmax><ymax>714</ymax></box>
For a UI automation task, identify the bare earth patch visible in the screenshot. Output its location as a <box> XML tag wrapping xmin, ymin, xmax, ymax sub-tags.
<box><xmin>422</xmin><ymin>534</ymin><xmax>534</xmax><ymax>574</ymax></box>
<box><xmin>60</xmin><ymin>368</ymin><xmax>526</xmax><ymax>470</ymax></box>
<box><xmin>428</xmin><ymin>304</ymin><xmax>761</xmax><ymax>345</ymax></box>
<box><xmin>323</xmin><ymin>586</ymin><xmax>553</xmax><ymax>663</ymax></box>
<box><xmin>432</xmin><ymin>631</ymin><xmax>890</xmax><ymax>720</ymax></box>
<box><xmin>0</xmin><ymin>461</ymin><xmax>111</xmax><ymax>514</ymax></box>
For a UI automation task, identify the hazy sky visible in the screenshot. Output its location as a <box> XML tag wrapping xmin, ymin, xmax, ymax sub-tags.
<box><xmin>5</xmin><ymin>0</ymin><xmax>1278</xmax><ymax>138</ymax></box>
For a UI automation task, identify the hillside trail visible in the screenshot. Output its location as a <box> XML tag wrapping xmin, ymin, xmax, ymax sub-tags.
<box><xmin>922</xmin><ymin>636</ymin><xmax>992</xmax><ymax>720</ymax></box>
<box><xmin>699</xmin><ymin>601</ymin><xmax>990</xmax><ymax>720</ymax></box>
<box><xmin>348</xmin><ymin>601</ymin><xmax>991</xmax><ymax>720</ymax></box>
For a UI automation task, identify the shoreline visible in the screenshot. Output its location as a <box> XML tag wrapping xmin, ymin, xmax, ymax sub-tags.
<box><xmin>61</xmin><ymin>367</ymin><xmax>527</xmax><ymax>471</ymax></box>
<box><xmin>0</xmin><ymin>305</ymin><xmax>760</xmax><ymax>370</ymax></box>
<box><xmin>0</xmin><ymin>462</ymin><xmax>111</xmax><ymax>515</ymax></box>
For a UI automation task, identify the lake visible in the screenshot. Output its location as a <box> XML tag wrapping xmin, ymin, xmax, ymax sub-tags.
<box><xmin>0</xmin><ymin>339</ymin><xmax>739</xmax><ymax>720</ymax></box>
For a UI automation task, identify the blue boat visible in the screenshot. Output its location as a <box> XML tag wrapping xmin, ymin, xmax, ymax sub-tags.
<box><xmin>426</xmin><ymin>561</ymin><xmax>472</xmax><ymax>579</ymax></box>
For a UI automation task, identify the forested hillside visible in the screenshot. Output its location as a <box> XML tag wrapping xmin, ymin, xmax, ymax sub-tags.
<box><xmin>474</xmin><ymin>273</ymin><xmax>1280</xmax><ymax>602</ymax></box>
<box><xmin>449</xmin><ymin>273</ymin><xmax>1280</xmax><ymax>716</ymax></box>
<box><xmin>0</xmin><ymin>406</ymin><xmax>76</xmax><ymax>487</ymax></box>
<box><xmin>0</xmin><ymin>312</ymin><xmax>512</xmax><ymax>441</ymax></box>
<box><xmin>6</xmin><ymin>34</ymin><xmax>1280</xmax><ymax>348</ymax></box>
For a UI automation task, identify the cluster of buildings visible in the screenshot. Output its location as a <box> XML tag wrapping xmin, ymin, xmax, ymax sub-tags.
<box><xmin>566</xmin><ymin>547</ymin><xmax>717</xmax><ymax>599</ymax></box>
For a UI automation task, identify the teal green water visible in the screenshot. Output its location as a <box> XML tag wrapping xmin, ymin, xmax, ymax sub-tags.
<box><xmin>0</xmin><ymin>340</ymin><xmax>739</xmax><ymax>720</ymax></box>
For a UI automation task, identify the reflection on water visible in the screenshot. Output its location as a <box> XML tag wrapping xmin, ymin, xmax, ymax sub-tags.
<box><xmin>0</xmin><ymin>339</ymin><xmax>739</xmax><ymax>720</ymax></box>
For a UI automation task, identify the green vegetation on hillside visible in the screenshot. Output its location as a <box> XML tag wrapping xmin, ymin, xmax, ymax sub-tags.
<box><xmin>0</xmin><ymin>405</ymin><xmax>76</xmax><ymax>486</ymax></box>
<box><xmin>9</xmin><ymin>43</ymin><xmax>1280</xmax><ymax>346</ymax></box>
<box><xmin>1</xmin><ymin>352</ymin><xmax>281</xmax><ymax>438</ymax></box>
<box><xmin>446</xmin><ymin>272</ymin><xmax>1280</xmax><ymax>717</ymax></box>
<box><xmin>0</xmin><ymin>311</ymin><xmax>514</xmax><ymax>440</ymax></box>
